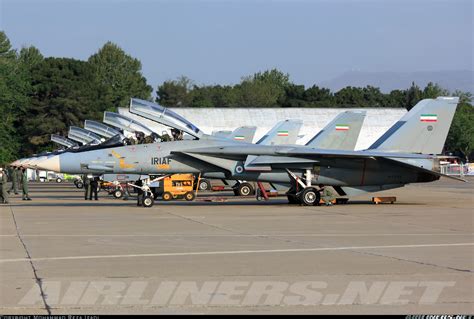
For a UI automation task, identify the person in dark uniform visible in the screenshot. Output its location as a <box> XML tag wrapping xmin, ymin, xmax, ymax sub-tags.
<box><xmin>135</xmin><ymin>179</ymin><xmax>144</xmax><ymax>206</ymax></box>
<box><xmin>89</xmin><ymin>177</ymin><xmax>99</xmax><ymax>200</ymax></box>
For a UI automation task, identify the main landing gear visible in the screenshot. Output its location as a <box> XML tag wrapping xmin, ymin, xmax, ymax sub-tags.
<box><xmin>232</xmin><ymin>181</ymin><xmax>255</xmax><ymax>197</ymax></box>
<box><xmin>285</xmin><ymin>169</ymin><xmax>321</xmax><ymax>206</ymax></box>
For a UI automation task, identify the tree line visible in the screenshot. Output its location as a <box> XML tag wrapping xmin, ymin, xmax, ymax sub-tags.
<box><xmin>0</xmin><ymin>31</ymin><xmax>472</xmax><ymax>164</ymax></box>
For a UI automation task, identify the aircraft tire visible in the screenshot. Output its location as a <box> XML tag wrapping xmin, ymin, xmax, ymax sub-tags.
<box><xmin>198</xmin><ymin>179</ymin><xmax>211</xmax><ymax>191</ymax></box>
<box><xmin>113</xmin><ymin>189</ymin><xmax>123</xmax><ymax>198</ymax></box>
<box><xmin>143</xmin><ymin>196</ymin><xmax>154</xmax><ymax>208</ymax></box>
<box><xmin>76</xmin><ymin>181</ymin><xmax>83</xmax><ymax>189</ymax></box>
<box><xmin>237</xmin><ymin>182</ymin><xmax>254</xmax><ymax>196</ymax></box>
<box><xmin>299</xmin><ymin>188</ymin><xmax>320</xmax><ymax>206</ymax></box>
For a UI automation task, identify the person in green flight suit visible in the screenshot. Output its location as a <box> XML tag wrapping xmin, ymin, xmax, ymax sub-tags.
<box><xmin>20</xmin><ymin>167</ymin><xmax>31</xmax><ymax>201</ymax></box>
<box><xmin>319</xmin><ymin>184</ymin><xmax>334</xmax><ymax>206</ymax></box>
<box><xmin>0</xmin><ymin>167</ymin><xmax>9</xmax><ymax>204</ymax></box>
<box><xmin>84</xmin><ymin>176</ymin><xmax>91</xmax><ymax>200</ymax></box>
<box><xmin>7</xmin><ymin>165</ymin><xmax>18</xmax><ymax>195</ymax></box>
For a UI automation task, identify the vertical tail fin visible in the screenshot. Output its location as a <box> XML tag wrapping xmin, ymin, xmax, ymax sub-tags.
<box><xmin>368</xmin><ymin>97</ymin><xmax>459</xmax><ymax>154</ymax></box>
<box><xmin>229</xmin><ymin>126</ymin><xmax>257</xmax><ymax>143</ymax></box>
<box><xmin>305</xmin><ymin>111</ymin><xmax>366</xmax><ymax>150</ymax></box>
<box><xmin>256</xmin><ymin>119</ymin><xmax>303</xmax><ymax>145</ymax></box>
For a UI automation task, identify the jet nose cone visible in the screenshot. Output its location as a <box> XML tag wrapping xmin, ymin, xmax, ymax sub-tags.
<box><xmin>38</xmin><ymin>155</ymin><xmax>60</xmax><ymax>172</ymax></box>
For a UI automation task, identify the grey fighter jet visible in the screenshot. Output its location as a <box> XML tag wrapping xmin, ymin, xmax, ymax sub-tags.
<box><xmin>37</xmin><ymin>97</ymin><xmax>460</xmax><ymax>205</ymax></box>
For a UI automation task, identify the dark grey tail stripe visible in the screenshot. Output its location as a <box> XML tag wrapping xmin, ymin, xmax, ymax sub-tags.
<box><xmin>305</xmin><ymin>130</ymin><xmax>325</xmax><ymax>146</ymax></box>
<box><xmin>256</xmin><ymin>134</ymin><xmax>269</xmax><ymax>145</ymax></box>
<box><xmin>368</xmin><ymin>121</ymin><xmax>406</xmax><ymax>150</ymax></box>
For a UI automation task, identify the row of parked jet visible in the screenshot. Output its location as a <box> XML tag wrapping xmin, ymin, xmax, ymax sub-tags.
<box><xmin>11</xmin><ymin>96</ymin><xmax>463</xmax><ymax>205</ymax></box>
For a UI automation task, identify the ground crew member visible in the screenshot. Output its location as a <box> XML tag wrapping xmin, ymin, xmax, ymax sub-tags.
<box><xmin>89</xmin><ymin>177</ymin><xmax>99</xmax><ymax>200</ymax></box>
<box><xmin>0</xmin><ymin>168</ymin><xmax>9</xmax><ymax>204</ymax></box>
<box><xmin>20</xmin><ymin>167</ymin><xmax>31</xmax><ymax>201</ymax></box>
<box><xmin>319</xmin><ymin>184</ymin><xmax>334</xmax><ymax>206</ymax></box>
<box><xmin>7</xmin><ymin>166</ymin><xmax>18</xmax><ymax>195</ymax></box>
<box><xmin>84</xmin><ymin>176</ymin><xmax>91</xmax><ymax>200</ymax></box>
<box><xmin>135</xmin><ymin>179</ymin><xmax>144</xmax><ymax>206</ymax></box>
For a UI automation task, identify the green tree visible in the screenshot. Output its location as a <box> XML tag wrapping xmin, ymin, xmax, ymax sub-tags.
<box><xmin>88</xmin><ymin>41</ymin><xmax>152</xmax><ymax>110</ymax></box>
<box><xmin>422</xmin><ymin>82</ymin><xmax>450</xmax><ymax>99</ymax></box>
<box><xmin>445</xmin><ymin>101</ymin><xmax>474</xmax><ymax>161</ymax></box>
<box><xmin>405</xmin><ymin>82</ymin><xmax>423</xmax><ymax>110</ymax></box>
<box><xmin>0</xmin><ymin>31</ymin><xmax>30</xmax><ymax>164</ymax></box>
<box><xmin>156</xmin><ymin>76</ymin><xmax>193</xmax><ymax>107</ymax></box>
<box><xmin>21</xmin><ymin>57</ymin><xmax>106</xmax><ymax>155</ymax></box>
<box><xmin>236</xmin><ymin>69</ymin><xmax>290</xmax><ymax>107</ymax></box>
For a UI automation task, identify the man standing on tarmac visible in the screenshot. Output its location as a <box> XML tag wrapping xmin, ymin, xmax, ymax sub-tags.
<box><xmin>20</xmin><ymin>167</ymin><xmax>31</xmax><ymax>201</ymax></box>
<box><xmin>0</xmin><ymin>167</ymin><xmax>9</xmax><ymax>204</ymax></box>
<box><xmin>7</xmin><ymin>165</ymin><xmax>18</xmax><ymax>195</ymax></box>
<box><xmin>89</xmin><ymin>177</ymin><xmax>99</xmax><ymax>200</ymax></box>
<box><xmin>84</xmin><ymin>176</ymin><xmax>91</xmax><ymax>200</ymax></box>
<box><xmin>135</xmin><ymin>178</ymin><xmax>144</xmax><ymax>206</ymax></box>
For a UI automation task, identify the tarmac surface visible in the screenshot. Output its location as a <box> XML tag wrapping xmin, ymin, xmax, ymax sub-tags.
<box><xmin>0</xmin><ymin>178</ymin><xmax>473</xmax><ymax>314</ymax></box>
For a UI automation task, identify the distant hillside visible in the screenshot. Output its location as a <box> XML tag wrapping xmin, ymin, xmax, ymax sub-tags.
<box><xmin>319</xmin><ymin>70</ymin><xmax>474</xmax><ymax>94</ymax></box>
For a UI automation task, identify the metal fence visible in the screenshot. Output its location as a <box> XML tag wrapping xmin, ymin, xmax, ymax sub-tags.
<box><xmin>440</xmin><ymin>163</ymin><xmax>470</xmax><ymax>176</ymax></box>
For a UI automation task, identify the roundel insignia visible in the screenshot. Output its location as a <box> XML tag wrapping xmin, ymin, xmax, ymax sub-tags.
<box><xmin>235</xmin><ymin>165</ymin><xmax>244</xmax><ymax>174</ymax></box>
<box><xmin>427</xmin><ymin>125</ymin><xmax>433</xmax><ymax>131</ymax></box>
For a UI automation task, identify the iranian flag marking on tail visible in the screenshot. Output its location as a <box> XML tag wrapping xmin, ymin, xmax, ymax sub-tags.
<box><xmin>420</xmin><ymin>114</ymin><xmax>438</xmax><ymax>122</ymax></box>
<box><xmin>335</xmin><ymin>125</ymin><xmax>350</xmax><ymax>131</ymax></box>
<box><xmin>277</xmin><ymin>131</ymin><xmax>289</xmax><ymax>136</ymax></box>
<box><xmin>234</xmin><ymin>136</ymin><xmax>245</xmax><ymax>140</ymax></box>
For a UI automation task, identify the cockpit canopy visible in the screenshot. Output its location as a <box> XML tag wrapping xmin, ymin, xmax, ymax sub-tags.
<box><xmin>51</xmin><ymin>134</ymin><xmax>78</xmax><ymax>148</ymax></box>
<box><xmin>103</xmin><ymin>111</ymin><xmax>154</xmax><ymax>136</ymax></box>
<box><xmin>129</xmin><ymin>98</ymin><xmax>202</xmax><ymax>139</ymax></box>
<box><xmin>84</xmin><ymin>120</ymin><xmax>123</xmax><ymax>139</ymax></box>
<box><xmin>68</xmin><ymin>126</ymin><xmax>102</xmax><ymax>145</ymax></box>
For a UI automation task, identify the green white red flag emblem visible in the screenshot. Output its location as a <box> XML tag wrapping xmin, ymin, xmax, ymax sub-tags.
<box><xmin>335</xmin><ymin>125</ymin><xmax>350</xmax><ymax>131</ymax></box>
<box><xmin>420</xmin><ymin>114</ymin><xmax>438</xmax><ymax>122</ymax></box>
<box><xmin>234</xmin><ymin>136</ymin><xmax>245</xmax><ymax>140</ymax></box>
<box><xmin>277</xmin><ymin>131</ymin><xmax>289</xmax><ymax>136</ymax></box>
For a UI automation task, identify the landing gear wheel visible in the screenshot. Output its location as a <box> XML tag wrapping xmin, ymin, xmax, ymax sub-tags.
<box><xmin>56</xmin><ymin>177</ymin><xmax>62</xmax><ymax>183</ymax></box>
<box><xmin>184</xmin><ymin>191</ymin><xmax>195</xmax><ymax>201</ymax></box>
<box><xmin>143</xmin><ymin>196</ymin><xmax>154</xmax><ymax>208</ymax></box>
<box><xmin>299</xmin><ymin>188</ymin><xmax>320</xmax><ymax>206</ymax></box>
<box><xmin>237</xmin><ymin>182</ymin><xmax>254</xmax><ymax>196</ymax></box>
<box><xmin>76</xmin><ymin>181</ymin><xmax>83</xmax><ymax>189</ymax></box>
<box><xmin>198</xmin><ymin>179</ymin><xmax>211</xmax><ymax>191</ymax></box>
<box><xmin>113</xmin><ymin>189</ymin><xmax>123</xmax><ymax>198</ymax></box>
<box><xmin>162</xmin><ymin>192</ymin><xmax>172</xmax><ymax>201</ymax></box>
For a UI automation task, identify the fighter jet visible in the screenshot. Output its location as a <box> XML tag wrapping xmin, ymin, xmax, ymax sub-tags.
<box><xmin>37</xmin><ymin>97</ymin><xmax>457</xmax><ymax>206</ymax></box>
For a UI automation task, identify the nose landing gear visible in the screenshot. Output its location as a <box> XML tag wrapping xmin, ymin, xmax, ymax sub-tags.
<box><xmin>285</xmin><ymin>169</ymin><xmax>321</xmax><ymax>206</ymax></box>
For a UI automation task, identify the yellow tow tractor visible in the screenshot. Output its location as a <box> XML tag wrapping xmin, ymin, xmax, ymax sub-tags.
<box><xmin>158</xmin><ymin>173</ymin><xmax>197</xmax><ymax>201</ymax></box>
<box><xmin>128</xmin><ymin>173</ymin><xmax>200</xmax><ymax>207</ymax></box>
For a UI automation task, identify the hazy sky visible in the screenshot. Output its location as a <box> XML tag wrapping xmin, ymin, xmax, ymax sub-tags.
<box><xmin>1</xmin><ymin>0</ymin><xmax>472</xmax><ymax>89</ymax></box>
